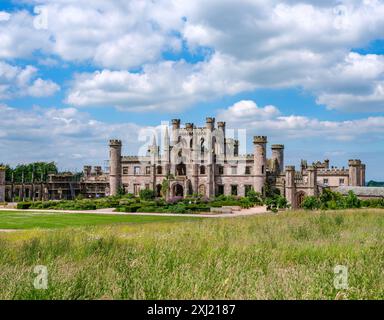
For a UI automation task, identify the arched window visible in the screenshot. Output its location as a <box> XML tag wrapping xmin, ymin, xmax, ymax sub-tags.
<box><xmin>200</xmin><ymin>138</ymin><xmax>205</xmax><ymax>154</ymax></box>
<box><xmin>190</xmin><ymin>138</ymin><xmax>193</xmax><ymax>149</ymax></box>
<box><xmin>157</xmin><ymin>166</ymin><xmax>162</xmax><ymax>174</ymax></box>
<box><xmin>200</xmin><ymin>166</ymin><xmax>206</xmax><ymax>175</ymax></box>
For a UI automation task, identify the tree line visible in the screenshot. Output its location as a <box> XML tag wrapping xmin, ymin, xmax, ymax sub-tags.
<box><xmin>0</xmin><ymin>162</ymin><xmax>58</xmax><ymax>183</ymax></box>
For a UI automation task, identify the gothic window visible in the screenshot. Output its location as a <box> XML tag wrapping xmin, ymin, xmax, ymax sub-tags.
<box><xmin>200</xmin><ymin>166</ymin><xmax>206</xmax><ymax>175</ymax></box>
<box><xmin>134</xmin><ymin>167</ymin><xmax>140</xmax><ymax>175</ymax></box>
<box><xmin>245</xmin><ymin>166</ymin><xmax>251</xmax><ymax>175</ymax></box>
<box><xmin>339</xmin><ymin>178</ymin><xmax>345</xmax><ymax>185</ymax></box>
<box><xmin>176</xmin><ymin>163</ymin><xmax>186</xmax><ymax>176</ymax></box>
<box><xmin>231</xmin><ymin>185</ymin><xmax>238</xmax><ymax>196</ymax></box>
<box><xmin>217</xmin><ymin>185</ymin><xmax>224</xmax><ymax>196</ymax></box>
<box><xmin>200</xmin><ymin>138</ymin><xmax>205</xmax><ymax>154</ymax></box>
<box><xmin>218</xmin><ymin>165</ymin><xmax>224</xmax><ymax>175</ymax></box>
<box><xmin>261</xmin><ymin>165</ymin><xmax>265</xmax><ymax>174</ymax></box>
<box><xmin>231</xmin><ymin>166</ymin><xmax>237</xmax><ymax>175</ymax></box>
<box><xmin>123</xmin><ymin>167</ymin><xmax>129</xmax><ymax>175</ymax></box>
<box><xmin>157</xmin><ymin>166</ymin><xmax>163</xmax><ymax>174</ymax></box>
<box><xmin>145</xmin><ymin>166</ymin><xmax>151</xmax><ymax>175</ymax></box>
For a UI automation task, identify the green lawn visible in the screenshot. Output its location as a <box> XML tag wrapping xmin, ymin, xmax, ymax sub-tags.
<box><xmin>0</xmin><ymin>208</ymin><xmax>383</xmax><ymax>299</ymax></box>
<box><xmin>0</xmin><ymin>211</ymin><xmax>201</xmax><ymax>229</ymax></box>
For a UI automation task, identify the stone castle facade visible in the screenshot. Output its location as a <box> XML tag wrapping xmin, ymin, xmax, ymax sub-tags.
<box><xmin>107</xmin><ymin>118</ymin><xmax>365</xmax><ymax>208</ymax></box>
<box><xmin>0</xmin><ymin>117</ymin><xmax>366</xmax><ymax>208</ymax></box>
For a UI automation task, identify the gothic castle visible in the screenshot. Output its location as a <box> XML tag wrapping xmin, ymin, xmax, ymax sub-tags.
<box><xmin>0</xmin><ymin>117</ymin><xmax>366</xmax><ymax>208</ymax></box>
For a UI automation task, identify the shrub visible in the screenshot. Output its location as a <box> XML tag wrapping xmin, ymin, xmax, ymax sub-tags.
<box><xmin>302</xmin><ymin>196</ymin><xmax>321</xmax><ymax>210</ymax></box>
<box><xmin>265</xmin><ymin>195</ymin><xmax>289</xmax><ymax>212</ymax></box>
<box><xmin>17</xmin><ymin>202</ymin><xmax>32</xmax><ymax>209</ymax></box>
<box><xmin>116</xmin><ymin>186</ymin><xmax>126</xmax><ymax>197</ymax></box>
<box><xmin>345</xmin><ymin>191</ymin><xmax>361</xmax><ymax>208</ymax></box>
<box><xmin>139</xmin><ymin>189</ymin><xmax>156</xmax><ymax>201</ymax></box>
<box><xmin>136</xmin><ymin>206</ymin><xmax>160</xmax><ymax>213</ymax></box>
<box><xmin>246</xmin><ymin>190</ymin><xmax>263</xmax><ymax>205</ymax></box>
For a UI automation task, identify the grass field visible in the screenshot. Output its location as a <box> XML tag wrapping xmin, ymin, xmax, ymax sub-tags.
<box><xmin>0</xmin><ymin>209</ymin><xmax>383</xmax><ymax>299</ymax></box>
<box><xmin>0</xmin><ymin>211</ymin><xmax>200</xmax><ymax>229</ymax></box>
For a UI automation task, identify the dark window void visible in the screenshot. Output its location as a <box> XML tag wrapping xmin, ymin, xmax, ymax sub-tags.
<box><xmin>231</xmin><ymin>185</ymin><xmax>238</xmax><ymax>196</ymax></box>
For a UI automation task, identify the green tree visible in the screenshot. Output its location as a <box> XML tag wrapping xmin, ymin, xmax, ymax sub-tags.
<box><xmin>139</xmin><ymin>189</ymin><xmax>156</xmax><ymax>201</ymax></box>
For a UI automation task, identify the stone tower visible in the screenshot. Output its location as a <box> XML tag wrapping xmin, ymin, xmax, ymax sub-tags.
<box><xmin>0</xmin><ymin>167</ymin><xmax>5</xmax><ymax>202</ymax></box>
<box><xmin>171</xmin><ymin>119</ymin><xmax>181</xmax><ymax>145</ymax></box>
<box><xmin>285</xmin><ymin>165</ymin><xmax>296</xmax><ymax>208</ymax></box>
<box><xmin>206</xmin><ymin>117</ymin><xmax>215</xmax><ymax>197</ymax></box>
<box><xmin>271</xmin><ymin>144</ymin><xmax>284</xmax><ymax>174</ymax></box>
<box><xmin>307</xmin><ymin>165</ymin><xmax>318</xmax><ymax>196</ymax></box>
<box><xmin>360</xmin><ymin>164</ymin><xmax>366</xmax><ymax>186</ymax></box>
<box><xmin>348</xmin><ymin>159</ymin><xmax>361</xmax><ymax>186</ymax></box>
<box><xmin>109</xmin><ymin>139</ymin><xmax>122</xmax><ymax>196</ymax></box>
<box><xmin>253</xmin><ymin>136</ymin><xmax>267</xmax><ymax>194</ymax></box>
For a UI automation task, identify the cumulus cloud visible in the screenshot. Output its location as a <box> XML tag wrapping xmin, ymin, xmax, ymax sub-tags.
<box><xmin>2</xmin><ymin>1</ymin><xmax>384</xmax><ymax>112</ymax></box>
<box><xmin>0</xmin><ymin>61</ymin><xmax>60</xmax><ymax>98</ymax></box>
<box><xmin>217</xmin><ymin>100</ymin><xmax>384</xmax><ymax>141</ymax></box>
<box><xmin>0</xmin><ymin>104</ymin><xmax>147</xmax><ymax>170</ymax></box>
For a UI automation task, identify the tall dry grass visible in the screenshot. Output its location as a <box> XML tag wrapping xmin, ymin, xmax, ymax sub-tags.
<box><xmin>0</xmin><ymin>209</ymin><xmax>383</xmax><ymax>299</ymax></box>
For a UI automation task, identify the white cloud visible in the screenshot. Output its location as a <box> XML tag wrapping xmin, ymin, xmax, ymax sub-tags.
<box><xmin>0</xmin><ymin>61</ymin><xmax>59</xmax><ymax>98</ymax></box>
<box><xmin>217</xmin><ymin>100</ymin><xmax>384</xmax><ymax>141</ymax></box>
<box><xmin>26</xmin><ymin>78</ymin><xmax>60</xmax><ymax>97</ymax></box>
<box><xmin>2</xmin><ymin>1</ymin><xmax>384</xmax><ymax>112</ymax></box>
<box><xmin>0</xmin><ymin>104</ymin><xmax>145</xmax><ymax>170</ymax></box>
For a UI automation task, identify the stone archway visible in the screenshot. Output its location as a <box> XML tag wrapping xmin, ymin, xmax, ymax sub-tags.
<box><xmin>172</xmin><ymin>183</ymin><xmax>184</xmax><ymax>197</ymax></box>
<box><xmin>296</xmin><ymin>191</ymin><xmax>306</xmax><ymax>208</ymax></box>
<box><xmin>156</xmin><ymin>184</ymin><xmax>162</xmax><ymax>197</ymax></box>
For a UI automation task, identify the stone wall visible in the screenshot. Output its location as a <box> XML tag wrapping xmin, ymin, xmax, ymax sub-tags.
<box><xmin>0</xmin><ymin>168</ymin><xmax>5</xmax><ymax>202</ymax></box>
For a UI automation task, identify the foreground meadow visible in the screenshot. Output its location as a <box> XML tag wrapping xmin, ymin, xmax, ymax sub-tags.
<box><xmin>0</xmin><ymin>209</ymin><xmax>383</xmax><ymax>299</ymax></box>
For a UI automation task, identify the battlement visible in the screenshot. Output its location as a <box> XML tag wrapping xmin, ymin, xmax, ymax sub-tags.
<box><xmin>206</xmin><ymin>117</ymin><xmax>215</xmax><ymax>123</ymax></box>
<box><xmin>171</xmin><ymin>119</ymin><xmax>180</xmax><ymax>125</ymax></box>
<box><xmin>253</xmin><ymin>136</ymin><xmax>267</xmax><ymax>144</ymax></box>
<box><xmin>285</xmin><ymin>165</ymin><xmax>295</xmax><ymax>171</ymax></box>
<box><xmin>317</xmin><ymin>168</ymin><xmax>349</xmax><ymax>176</ymax></box>
<box><xmin>109</xmin><ymin>139</ymin><xmax>122</xmax><ymax>146</ymax></box>
<box><xmin>348</xmin><ymin>159</ymin><xmax>362</xmax><ymax>166</ymax></box>
<box><xmin>217</xmin><ymin>121</ymin><xmax>226</xmax><ymax>128</ymax></box>
<box><xmin>271</xmin><ymin>144</ymin><xmax>284</xmax><ymax>150</ymax></box>
<box><xmin>185</xmin><ymin>123</ymin><xmax>194</xmax><ymax>130</ymax></box>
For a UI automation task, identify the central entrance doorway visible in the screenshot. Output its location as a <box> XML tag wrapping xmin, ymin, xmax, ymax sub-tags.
<box><xmin>173</xmin><ymin>184</ymin><xmax>184</xmax><ymax>197</ymax></box>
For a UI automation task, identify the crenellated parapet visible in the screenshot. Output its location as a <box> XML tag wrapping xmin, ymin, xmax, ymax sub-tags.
<box><xmin>253</xmin><ymin>136</ymin><xmax>267</xmax><ymax>144</ymax></box>
<box><xmin>348</xmin><ymin>159</ymin><xmax>362</xmax><ymax>167</ymax></box>
<box><xmin>109</xmin><ymin>139</ymin><xmax>122</xmax><ymax>147</ymax></box>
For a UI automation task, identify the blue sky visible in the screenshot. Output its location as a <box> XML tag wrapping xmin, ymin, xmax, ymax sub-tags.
<box><xmin>0</xmin><ymin>0</ymin><xmax>384</xmax><ymax>180</ymax></box>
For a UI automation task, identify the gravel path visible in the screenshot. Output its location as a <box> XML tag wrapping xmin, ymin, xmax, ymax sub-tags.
<box><xmin>0</xmin><ymin>206</ymin><xmax>268</xmax><ymax>218</ymax></box>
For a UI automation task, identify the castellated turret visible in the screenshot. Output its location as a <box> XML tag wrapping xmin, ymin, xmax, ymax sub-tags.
<box><xmin>0</xmin><ymin>167</ymin><xmax>5</xmax><ymax>203</ymax></box>
<box><xmin>253</xmin><ymin>136</ymin><xmax>267</xmax><ymax>194</ymax></box>
<box><xmin>206</xmin><ymin>117</ymin><xmax>215</xmax><ymax>131</ymax></box>
<box><xmin>171</xmin><ymin>119</ymin><xmax>180</xmax><ymax>145</ymax></box>
<box><xmin>271</xmin><ymin>144</ymin><xmax>284</xmax><ymax>174</ymax></box>
<box><xmin>109</xmin><ymin>139</ymin><xmax>122</xmax><ymax>196</ymax></box>
<box><xmin>348</xmin><ymin>159</ymin><xmax>361</xmax><ymax>186</ymax></box>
